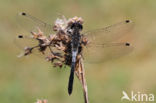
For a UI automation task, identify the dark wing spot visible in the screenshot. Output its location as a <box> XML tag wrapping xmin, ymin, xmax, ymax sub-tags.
<box><xmin>21</xmin><ymin>12</ymin><xmax>26</xmax><ymax>16</ymax></box>
<box><xmin>18</xmin><ymin>35</ymin><xmax>23</xmax><ymax>38</ymax></box>
<box><xmin>125</xmin><ymin>42</ymin><xmax>130</xmax><ymax>46</ymax></box>
<box><xmin>125</xmin><ymin>20</ymin><xmax>130</xmax><ymax>23</ymax></box>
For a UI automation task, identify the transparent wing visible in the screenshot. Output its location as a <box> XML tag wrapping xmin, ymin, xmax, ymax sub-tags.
<box><xmin>14</xmin><ymin>34</ymin><xmax>39</xmax><ymax>57</ymax></box>
<box><xmin>16</xmin><ymin>12</ymin><xmax>53</xmax><ymax>36</ymax></box>
<box><xmin>84</xmin><ymin>20</ymin><xmax>134</xmax><ymax>44</ymax></box>
<box><xmin>14</xmin><ymin>33</ymin><xmax>50</xmax><ymax>58</ymax></box>
<box><xmin>14</xmin><ymin>33</ymin><xmax>63</xmax><ymax>60</ymax></box>
<box><xmin>82</xmin><ymin>20</ymin><xmax>134</xmax><ymax>63</ymax></box>
<box><xmin>14</xmin><ymin>34</ymin><xmax>37</xmax><ymax>49</ymax></box>
<box><xmin>83</xmin><ymin>42</ymin><xmax>133</xmax><ymax>63</ymax></box>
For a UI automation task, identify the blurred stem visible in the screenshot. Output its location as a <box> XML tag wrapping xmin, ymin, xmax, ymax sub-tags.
<box><xmin>75</xmin><ymin>56</ymin><xmax>89</xmax><ymax>103</ymax></box>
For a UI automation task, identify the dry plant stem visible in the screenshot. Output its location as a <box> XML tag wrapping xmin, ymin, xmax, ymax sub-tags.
<box><xmin>80</xmin><ymin>59</ymin><xmax>89</xmax><ymax>103</ymax></box>
<box><xmin>75</xmin><ymin>57</ymin><xmax>89</xmax><ymax>103</ymax></box>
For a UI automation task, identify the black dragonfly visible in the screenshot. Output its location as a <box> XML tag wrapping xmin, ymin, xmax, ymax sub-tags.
<box><xmin>15</xmin><ymin>12</ymin><xmax>134</xmax><ymax>95</ymax></box>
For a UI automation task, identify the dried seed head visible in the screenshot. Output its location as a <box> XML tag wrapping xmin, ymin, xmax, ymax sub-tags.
<box><xmin>53</xmin><ymin>18</ymin><xmax>67</xmax><ymax>32</ymax></box>
<box><xmin>82</xmin><ymin>36</ymin><xmax>88</xmax><ymax>46</ymax></box>
<box><xmin>53</xmin><ymin>62</ymin><xmax>63</xmax><ymax>68</ymax></box>
<box><xmin>36</xmin><ymin>99</ymin><xmax>48</xmax><ymax>103</ymax></box>
<box><xmin>24</xmin><ymin>47</ymin><xmax>32</xmax><ymax>56</ymax></box>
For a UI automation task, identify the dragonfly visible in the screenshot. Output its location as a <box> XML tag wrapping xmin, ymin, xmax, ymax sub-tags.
<box><xmin>15</xmin><ymin>12</ymin><xmax>134</xmax><ymax>95</ymax></box>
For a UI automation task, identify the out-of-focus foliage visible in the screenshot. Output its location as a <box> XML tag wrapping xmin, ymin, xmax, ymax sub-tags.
<box><xmin>0</xmin><ymin>0</ymin><xmax>156</xmax><ymax>103</ymax></box>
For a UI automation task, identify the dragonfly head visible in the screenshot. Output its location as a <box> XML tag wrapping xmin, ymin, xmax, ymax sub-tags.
<box><xmin>67</xmin><ymin>16</ymin><xmax>84</xmax><ymax>34</ymax></box>
<box><xmin>67</xmin><ymin>22</ymin><xmax>83</xmax><ymax>36</ymax></box>
<box><xmin>70</xmin><ymin>22</ymin><xmax>83</xmax><ymax>31</ymax></box>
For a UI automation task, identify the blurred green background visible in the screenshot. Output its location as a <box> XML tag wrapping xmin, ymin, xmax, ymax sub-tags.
<box><xmin>0</xmin><ymin>0</ymin><xmax>156</xmax><ymax>103</ymax></box>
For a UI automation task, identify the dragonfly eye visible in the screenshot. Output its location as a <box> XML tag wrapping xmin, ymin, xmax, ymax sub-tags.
<box><xmin>70</xmin><ymin>23</ymin><xmax>83</xmax><ymax>30</ymax></box>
